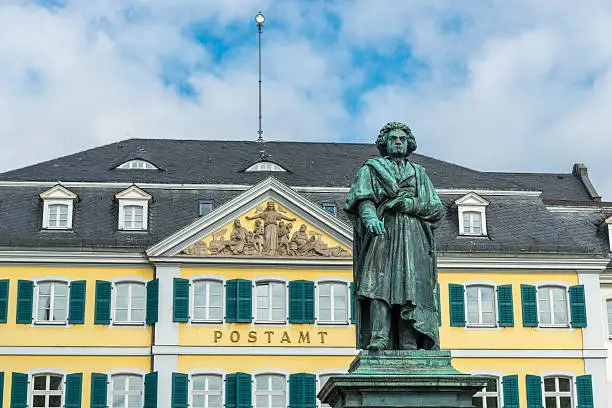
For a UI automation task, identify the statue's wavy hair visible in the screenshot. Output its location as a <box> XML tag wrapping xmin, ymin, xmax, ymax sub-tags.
<box><xmin>375</xmin><ymin>121</ymin><xmax>417</xmax><ymax>157</ymax></box>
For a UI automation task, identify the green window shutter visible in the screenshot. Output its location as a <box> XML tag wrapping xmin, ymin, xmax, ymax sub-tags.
<box><xmin>502</xmin><ymin>375</ymin><xmax>519</xmax><ymax>408</ymax></box>
<box><xmin>289</xmin><ymin>280</ymin><xmax>314</xmax><ymax>323</ymax></box>
<box><xmin>525</xmin><ymin>375</ymin><xmax>542</xmax><ymax>408</ymax></box>
<box><xmin>68</xmin><ymin>281</ymin><xmax>86</xmax><ymax>324</ymax></box>
<box><xmin>144</xmin><ymin>372</ymin><xmax>158</xmax><ymax>408</ymax></box>
<box><xmin>226</xmin><ymin>279</ymin><xmax>252</xmax><ymax>323</ymax></box>
<box><xmin>10</xmin><ymin>373</ymin><xmax>28</xmax><ymax>408</ymax></box>
<box><xmin>289</xmin><ymin>373</ymin><xmax>316</xmax><ymax>408</ymax></box>
<box><xmin>173</xmin><ymin>278</ymin><xmax>190</xmax><ymax>323</ymax></box>
<box><xmin>350</xmin><ymin>282</ymin><xmax>356</xmax><ymax>324</ymax></box>
<box><xmin>436</xmin><ymin>283</ymin><xmax>441</xmax><ymax>326</ymax></box>
<box><xmin>0</xmin><ymin>372</ymin><xmax>4</xmax><ymax>408</ymax></box>
<box><xmin>16</xmin><ymin>280</ymin><xmax>33</xmax><ymax>324</ymax></box>
<box><xmin>569</xmin><ymin>285</ymin><xmax>587</xmax><ymax>328</ymax></box>
<box><xmin>0</xmin><ymin>279</ymin><xmax>9</xmax><ymax>324</ymax></box>
<box><xmin>146</xmin><ymin>279</ymin><xmax>159</xmax><ymax>325</ymax></box>
<box><xmin>521</xmin><ymin>284</ymin><xmax>538</xmax><ymax>327</ymax></box>
<box><xmin>576</xmin><ymin>374</ymin><xmax>593</xmax><ymax>408</ymax></box>
<box><xmin>90</xmin><ymin>373</ymin><xmax>108</xmax><ymax>408</ymax></box>
<box><xmin>94</xmin><ymin>281</ymin><xmax>111</xmax><ymax>325</ymax></box>
<box><xmin>65</xmin><ymin>373</ymin><xmax>83</xmax><ymax>408</ymax></box>
<box><xmin>226</xmin><ymin>373</ymin><xmax>252</xmax><ymax>408</ymax></box>
<box><xmin>448</xmin><ymin>284</ymin><xmax>465</xmax><ymax>326</ymax></box>
<box><xmin>497</xmin><ymin>285</ymin><xmax>514</xmax><ymax>327</ymax></box>
<box><xmin>171</xmin><ymin>373</ymin><xmax>188</xmax><ymax>408</ymax></box>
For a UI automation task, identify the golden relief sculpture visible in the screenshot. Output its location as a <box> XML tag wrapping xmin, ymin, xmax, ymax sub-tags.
<box><xmin>180</xmin><ymin>201</ymin><xmax>351</xmax><ymax>258</ymax></box>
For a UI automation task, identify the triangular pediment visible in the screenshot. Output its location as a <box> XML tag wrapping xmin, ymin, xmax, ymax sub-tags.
<box><xmin>147</xmin><ymin>177</ymin><xmax>352</xmax><ymax>259</ymax></box>
<box><xmin>39</xmin><ymin>184</ymin><xmax>78</xmax><ymax>200</ymax></box>
<box><xmin>455</xmin><ymin>192</ymin><xmax>489</xmax><ymax>206</ymax></box>
<box><xmin>115</xmin><ymin>185</ymin><xmax>152</xmax><ymax>200</ymax></box>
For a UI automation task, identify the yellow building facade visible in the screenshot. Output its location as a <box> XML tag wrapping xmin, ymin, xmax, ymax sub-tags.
<box><xmin>0</xmin><ymin>141</ymin><xmax>610</xmax><ymax>408</ymax></box>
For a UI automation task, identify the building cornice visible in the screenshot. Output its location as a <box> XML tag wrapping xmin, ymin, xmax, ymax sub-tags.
<box><xmin>0</xmin><ymin>250</ymin><xmax>148</xmax><ymax>264</ymax></box>
<box><xmin>437</xmin><ymin>253</ymin><xmax>611</xmax><ymax>271</ymax></box>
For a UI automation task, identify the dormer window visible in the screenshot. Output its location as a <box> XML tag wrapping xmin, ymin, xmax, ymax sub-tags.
<box><xmin>39</xmin><ymin>185</ymin><xmax>77</xmax><ymax>230</ymax></box>
<box><xmin>455</xmin><ymin>192</ymin><xmax>489</xmax><ymax>236</ymax></box>
<box><xmin>245</xmin><ymin>161</ymin><xmax>287</xmax><ymax>172</ymax></box>
<box><xmin>115</xmin><ymin>186</ymin><xmax>152</xmax><ymax>231</ymax></box>
<box><xmin>116</xmin><ymin>159</ymin><xmax>158</xmax><ymax>170</ymax></box>
<box><xmin>605</xmin><ymin>215</ymin><xmax>612</xmax><ymax>252</ymax></box>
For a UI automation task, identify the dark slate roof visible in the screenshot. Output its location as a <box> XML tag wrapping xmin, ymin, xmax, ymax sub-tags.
<box><xmin>0</xmin><ymin>139</ymin><xmax>608</xmax><ymax>255</ymax></box>
<box><xmin>0</xmin><ymin>138</ymin><xmax>597</xmax><ymax>201</ymax></box>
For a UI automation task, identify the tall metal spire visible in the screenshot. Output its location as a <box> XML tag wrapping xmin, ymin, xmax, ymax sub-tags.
<box><xmin>255</xmin><ymin>12</ymin><xmax>266</xmax><ymax>159</ymax></box>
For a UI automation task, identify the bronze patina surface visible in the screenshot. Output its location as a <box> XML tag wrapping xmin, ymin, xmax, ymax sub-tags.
<box><xmin>345</xmin><ymin>122</ymin><xmax>444</xmax><ymax>351</ymax></box>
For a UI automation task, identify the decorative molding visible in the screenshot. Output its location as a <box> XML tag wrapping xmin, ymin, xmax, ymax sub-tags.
<box><xmin>437</xmin><ymin>255</ymin><xmax>611</xmax><ymax>271</ymax></box>
<box><xmin>547</xmin><ymin>205</ymin><xmax>612</xmax><ymax>213</ymax></box>
<box><xmin>0</xmin><ymin>346</ymin><xmax>151</xmax><ymax>356</ymax></box>
<box><xmin>0</xmin><ymin>250</ymin><xmax>148</xmax><ymax>264</ymax></box>
<box><xmin>147</xmin><ymin>177</ymin><xmax>353</xmax><ymax>257</ymax></box>
<box><xmin>148</xmin><ymin>256</ymin><xmax>353</xmax><ymax>267</ymax></box>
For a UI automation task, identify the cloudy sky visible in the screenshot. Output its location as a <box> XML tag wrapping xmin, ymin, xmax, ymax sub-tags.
<box><xmin>1</xmin><ymin>0</ymin><xmax>611</xmax><ymax>199</ymax></box>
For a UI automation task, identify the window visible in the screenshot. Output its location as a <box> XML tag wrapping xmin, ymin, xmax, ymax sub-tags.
<box><xmin>32</xmin><ymin>374</ymin><xmax>63</xmax><ymax>408</ymax></box>
<box><xmin>245</xmin><ymin>161</ymin><xmax>287</xmax><ymax>172</ymax></box>
<box><xmin>538</xmin><ymin>286</ymin><xmax>568</xmax><ymax>326</ymax></box>
<box><xmin>36</xmin><ymin>281</ymin><xmax>68</xmax><ymax>323</ymax></box>
<box><xmin>462</xmin><ymin>212</ymin><xmax>482</xmax><ymax>235</ymax></box>
<box><xmin>466</xmin><ymin>285</ymin><xmax>496</xmax><ymax>326</ymax></box>
<box><xmin>111</xmin><ymin>374</ymin><xmax>144</xmax><ymax>408</ymax></box>
<box><xmin>472</xmin><ymin>376</ymin><xmax>500</xmax><ymax>408</ymax></box>
<box><xmin>48</xmin><ymin>204</ymin><xmax>69</xmax><ymax>228</ymax></box>
<box><xmin>192</xmin><ymin>280</ymin><xmax>223</xmax><ymax>322</ymax></box>
<box><xmin>123</xmin><ymin>205</ymin><xmax>144</xmax><ymax>230</ymax></box>
<box><xmin>255</xmin><ymin>374</ymin><xmax>286</xmax><ymax>408</ymax></box>
<box><xmin>40</xmin><ymin>184</ymin><xmax>77</xmax><ymax>230</ymax></box>
<box><xmin>256</xmin><ymin>282</ymin><xmax>286</xmax><ymax>322</ymax></box>
<box><xmin>322</xmin><ymin>204</ymin><xmax>337</xmax><ymax>217</ymax></box>
<box><xmin>115</xmin><ymin>186</ymin><xmax>152</xmax><ymax>231</ymax></box>
<box><xmin>116</xmin><ymin>160</ymin><xmax>158</xmax><ymax>170</ymax></box>
<box><xmin>114</xmin><ymin>282</ymin><xmax>146</xmax><ymax>324</ymax></box>
<box><xmin>455</xmin><ymin>192</ymin><xmax>489</xmax><ymax>236</ymax></box>
<box><xmin>317</xmin><ymin>282</ymin><xmax>348</xmax><ymax>324</ymax></box>
<box><xmin>543</xmin><ymin>376</ymin><xmax>572</xmax><ymax>408</ymax></box>
<box><xmin>191</xmin><ymin>374</ymin><xmax>223</xmax><ymax>408</ymax></box>
<box><xmin>199</xmin><ymin>201</ymin><xmax>213</xmax><ymax>216</ymax></box>
<box><xmin>607</xmin><ymin>299</ymin><xmax>612</xmax><ymax>337</ymax></box>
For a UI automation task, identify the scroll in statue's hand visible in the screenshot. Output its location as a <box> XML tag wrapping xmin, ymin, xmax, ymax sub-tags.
<box><xmin>399</xmin><ymin>197</ymin><xmax>416</xmax><ymax>214</ymax></box>
<box><xmin>366</xmin><ymin>219</ymin><xmax>386</xmax><ymax>235</ymax></box>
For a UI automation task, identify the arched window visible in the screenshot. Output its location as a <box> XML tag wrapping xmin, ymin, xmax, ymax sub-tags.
<box><xmin>110</xmin><ymin>374</ymin><xmax>144</xmax><ymax>408</ymax></box>
<box><xmin>537</xmin><ymin>286</ymin><xmax>569</xmax><ymax>326</ymax></box>
<box><xmin>32</xmin><ymin>373</ymin><xmax>64</xmax><ymax>407</ymax></box>
<box><xmin>35</xmin><ymin>281</ymin><xmax>69</xmax><ymax>323</ymax></box>
<box><xmin>116</xmin><ymin>160</ymin><xmax>158</xmax><ymax>170</ymax></box>
<box><xmin>543</xmin><ymin>376</ymin><xmax>573</xmax><ymax>408</ymax></box>
<box><xmin>465</xmin><ymin>285</ymin><xmax>496</xmax><ymax>326</ymax></box>
<box><xmin>472</xmin><ymin>376</ymin><xmax>500</xmax><ymax>408</ymax></box>
<box><xmin>254</xmin><ymin>374</ymin><xmax>286</xmax><ymax>408</ymax></box>
<box><xmin>191</xmin><ymin>374</ymin><xmax>223</xmax><ymax>408</ymax></box>
<box><xmin>245</xmin><ymin>161</ymin><xmax>287</xmax><ymax>172</ymax></box>
<box><xmin>192</xmin><ymin>280</ymin><xmax>224</xmax><ymax>322</ymax></box>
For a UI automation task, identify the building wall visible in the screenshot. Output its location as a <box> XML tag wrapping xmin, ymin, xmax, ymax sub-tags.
<box><xmin>601</xmin><ymin>280</ymin><xmax>612</xmax><ymax>407</ymax></box>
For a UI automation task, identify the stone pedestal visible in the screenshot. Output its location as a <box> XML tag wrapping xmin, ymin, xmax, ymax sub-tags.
<box><xmin>318</xmin><ymin>350</ymin><xmax>488</xmax><ymax>408</ymax></box>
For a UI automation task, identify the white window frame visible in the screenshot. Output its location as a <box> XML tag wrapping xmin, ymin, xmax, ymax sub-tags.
<box><xmin>190</xmin><ymin>276</ymin><xmax>226</xmax><ymax>324</ymax></box>
<box><xmin>33</xmin><ymin>278</ymin><xmax>71</xmax><ymax>326</ymax></box>
<box><xmin>28</xmin><ymin>369</ymin><xmax>67</xmax><ymax>408</ymax></box>
<box><xmin>40</xmin><ymin>185</ymin><xmax>77</xmax><ymax>230</ymax></box>
<box><xmin>456</xmin><ymin>192</ymin><xmax>489</xmax><ymax>236</ymax></box>
<box><xmin>245</xmin><ymin>161</ymin><xmax>287</xmax><ymax>172</ymax></box>
<box><xmin>107</xmin><ymin>369</ymin><xmax>146</xmax><ymax>408</ymax></box>
<box><xmin>253</xmin><ymin>277</ymin><xmax>289</xmax><ymax>325</ymax></box>
<box><xmin>116</xmin><ymin>159</ymin><xmax>158</xmax><ymax>170</ymax></box>
<box><xmin>606</xmin><ymin>298</ymin><xmax>612</xmax><ymax>339</ymax></box>
<box><xmin>188</xmin><ymin>369</ymin><xmax>226</xmax><ymax>408</ymax></box>
<box><xmin>536</xmin><ymin>284</ymin><xmax>570</xmax><ymax>328</ymax></box>
<box><xmin>111</xmin><ymin>279</ymin><xmax>147</xmax><ymax>326</ymax></box>
<box><xmin>252</xmin><ymin>370</ymin><xmax>289</xmax><ymax>408</ymax></box>
<box><xmin>462</xmin><ymin>211</ymin><xmax>483</xmax><ymax>235</ymax></box>
<box><xmin>115</xmin><ymin>186</ymin><xmax>152</xmax><ymax>231</ymax></box>
<box><xmin>315</xmin><ymin>370</ymin><xmax>347</xmax><ymax>408</ymax></box>
<box><xmin>539</xmin><ymin>371</ymin><xmax>577</xmax><ymax>408</ymax></box>
<box><xmin>464</xmin><ymin>284</ymin><xmax>497</xmax><ymax>328</ymax></box>
<box><xmin>315</xmin><ymin>278</ymin><xmax>351</xmax><ymax>326</ymax></box>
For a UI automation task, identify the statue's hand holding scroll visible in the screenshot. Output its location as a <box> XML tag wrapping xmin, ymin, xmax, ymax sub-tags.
<box><xmin>359</xmin><ymin>200</ymin><xmax>386</xmax><ymax>235</ymax></box>
<box><xmin>399</xmin><ymin>197</ymin><xmax>416</xmax><ymax>214</ymax></box>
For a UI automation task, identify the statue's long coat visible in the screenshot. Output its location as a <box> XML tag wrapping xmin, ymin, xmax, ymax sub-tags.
<box><xmin>345</xmin><ymin>157</ymin><xmax>444</xmax><ymax>349</ymax></box>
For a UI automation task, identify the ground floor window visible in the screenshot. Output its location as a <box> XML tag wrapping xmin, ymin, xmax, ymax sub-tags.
<box><xmin>32</xmin><ymin>374</ymin><xmax>63</xmax><ymax>408</ymax></box>
<box><xmin>472</xmin><ymin>376</ymin><xmax>500</xmax><ymax>408</ymax></box>
<box><xmin>192</xmin><ymin>374</ymin><xmax>223</xmax><ymax>408</ymax></box>
<box><xmin>111</xmin><ymin>374</ymin><xmax>143</xmax><ymax>408</ymax></box>
<box><xmin>544</xmin><ymin>376</ymin><xmax>572</xmax><ymax>408</ymax></box>
<box><xmin>255</xmin><ymin>374</ymin><xmax>286</xmax><ymax>408</ymax></box>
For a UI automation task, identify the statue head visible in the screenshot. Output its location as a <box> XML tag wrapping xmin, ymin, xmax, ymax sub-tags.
<box><xmin>255</xmin><ymin>219</ymin><xmax>261</xmax><ymax>227</ymax></box>
<box><xmin>300</xmin><ymin>224</ymin><xmax>307</xmax><ymax>232</ymax></box>
<box><xmin>267</xmin><ymin>201</ymin><xmax>275</xmax><ymax>211</ymax></box>
<box><xmin>375</xmin><ymin>122</ymin><xmax>417</xmax><ymax>158</ymax></box>
<box><xmin>279</xmin><ymin>221</ymin><xmax>285</xmax><ymax>228</ymax></box>
<box><xmin>234</xmin><ymin>219</ymin><xmax>241</xmax><ymax>228</ymax></box>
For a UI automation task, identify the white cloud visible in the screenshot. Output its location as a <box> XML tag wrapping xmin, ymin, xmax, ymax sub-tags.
<box><xmin>0</xmin><ymin>0</ymin><xmax>610</xmax><ymax>200</ymax></box>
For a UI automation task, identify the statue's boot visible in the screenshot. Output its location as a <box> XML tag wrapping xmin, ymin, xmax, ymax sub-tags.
<box><xmin>369</xmin><ymin>299</ymin><xmax>391</xmax><ymax>351</ymax></box>
<box><xmin>398</xmin><ymin>319</ymin><xmax>419</xmax><ymax>350</ymax></box>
